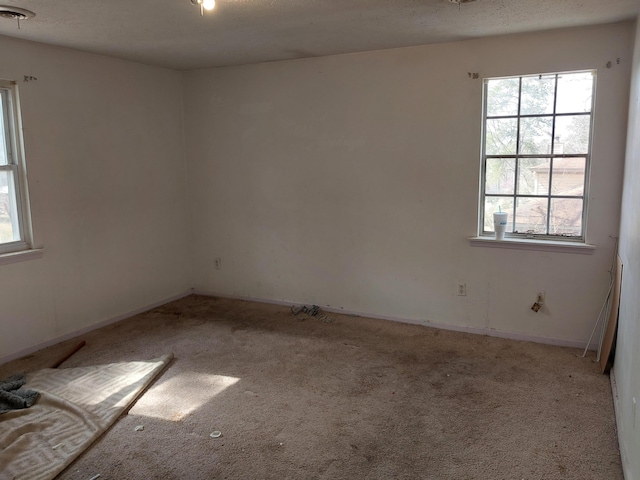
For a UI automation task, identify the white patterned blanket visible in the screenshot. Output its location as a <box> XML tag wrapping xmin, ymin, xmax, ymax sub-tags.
<box><xmin>0</xmin><ymin>354</ymin><xmax>173</xmax><ymax>480</ymax></box>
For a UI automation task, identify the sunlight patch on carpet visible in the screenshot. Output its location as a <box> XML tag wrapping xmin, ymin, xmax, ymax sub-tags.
<box><xmin>129</xmin><ymin>373</ymin><xmax>240</xmax><ymax>421</ymax></box>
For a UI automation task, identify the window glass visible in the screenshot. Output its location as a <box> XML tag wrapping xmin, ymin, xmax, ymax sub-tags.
<box><xmin>517</xmin><ymin>158</ymin><xmax>550</xmax><ymax>195</ymax></box>
<box><xmin>0</xmin><ymin>81</ymin><xmax>32</xmax><ymax>254</ymax></box>
<box><xmin>515</xmin><ymin>197</ymin><xmax>548</xmax><ymax>234</ymax></box>
<box><xmin>0</xmin><ymin>170</ymin><xmax>18</xmax><ymax>242</ymax></box>
<box><xmin>551</xmin><ymin>158</ymin><xmax>586</xmax><ymax>196</ymax></box>
<box><xmin>483</xmin><ymin>196</ymin><xmax>514</xmax><ymax>233</ymax></box>
<box><xmin>550</xmin><ymin>198</ymin><xmax>583</xmax><ymax>236</ymax></box>
<box><xmin>486</xmin><ymin>78</ymin><xmax>519</xmax><ymax>116</ymax></box>
<box><xmin>485</xmin><ymin>158</ymin><xmax>515</xmax><ymax>195</ymax></box>
<box><xmin>521</xmin><ymin>75</ymin><xmax>555</xmax><ymax>115</ymax></box>
<box><xmin>554</xmin><ymin>116</ymin><xmax>590</xmax><ymax>154</ymax></box>
<box><xmin>0</xmin><ymin>94</ymin><xmax>7</xmax><ymax>166</ymax></box>
<box><xmin>485</xmin><ymin>118</ymin><xmax>518</xmax><ymax>155</ymax></box>
<box><xmin>519</xmin><ymin>116</ymin><xmax>553</xmax><ymax>155</ymax></box>
<box><xmin>480</xmin><ymin>71</ymin><xmax>594</xmax><ymax>240</ymax></box>
<box><xmin>556</xmin><ymin>72</ymin><xmax>593</xmax><ymax>114</ymax></box>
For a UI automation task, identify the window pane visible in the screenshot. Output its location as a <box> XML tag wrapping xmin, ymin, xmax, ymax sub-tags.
<box><xmin>550</xmin><ymin>198</ymin><xmax>583</xmax><ymax>236</ymax></box>
<box><xmin>484</xmin><ymin>196</ymin><xmax>514</xmax><ymax>232</ymax></box>
<box><xmin>551</xmin><ymin>158</ymin><xmax>586</xmax><ymax>196</ymax></box>
<box><xmin>521</xmin><ymin>75</ymin><xmax>555</xmax><ymax>115</ymax></box>
<box><xmin>485</xmin><ymin>158</ymin><xmax>515</xmax><ymax>194</ymax></box>
<box><xmin>519</xmin><ymin>116</ymin><xmax>552</xmax><ymax>155</ymax></box>
<box><xmin>485</xmin><ymin>118</ymin><xmax>518</xmax><ymax>155</ymax></box>
<box><xmin>481</xmin><ymin>71</ymin><xmax>592</xmax><ymax>240</ymax></box>
<box><xmin>515</xmin><ymin>197</ymin><xmax>548</xmax><ymax>234</ymax></box>
<box><xmin>554</xmin><ymin>115</ymin><xmax>590</xmax><ymax>154</ymax></box>
<box><xmin>0</xmin><ymin>170</ymin><xmax>19</xmax><ymax>243</ymax></box>
<box><xmin>518</xmin><ymin>158</ymin><xmax>550</xmax><ymax>195</ymax></box>
<box><xmin>486</xmin><ymin>78</ymin><xmax>519</xmax><ymax>116</ymax></box>
<box><xmin>0</xmin><ymin>93</ymin><xmax>7</xmax><ymax>166</ymax></box>
<box><xmin>556</xmin><ymin>72</ymin><xmax>593</xmax><ymax>114</ymax></box>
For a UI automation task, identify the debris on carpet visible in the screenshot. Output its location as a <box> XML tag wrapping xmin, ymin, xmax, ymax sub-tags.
<box><xmin>291</xmin><ymin>304</ymin><xmax>333</xmax><ymax>322</ymax></box>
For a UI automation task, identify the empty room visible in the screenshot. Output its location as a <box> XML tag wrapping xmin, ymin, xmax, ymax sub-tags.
<box><xmin>1</xmin><ymin>0</ymin><xmax>640</xmax><ymax>479</ymax></box>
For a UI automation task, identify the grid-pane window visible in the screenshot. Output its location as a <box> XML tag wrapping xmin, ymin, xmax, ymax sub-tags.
<box><xmin>0</xmin><ymin>80</ymin><xmax>32</xmax><ymax>254</ymax></box>
<box><xmin>480</xmin><ymin>71</ymin><xmax>595</xmax><ymax>241</ymax></box>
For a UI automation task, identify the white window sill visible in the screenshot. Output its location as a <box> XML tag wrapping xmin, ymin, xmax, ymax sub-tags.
<box><xmin>468</xmin><ymin>236</ymin><xmax>595</xmax><ymax>254</ymax></box>
<box><xmin>0</xmin><ymin>248</ymin><xmax>44</xmax><ymax>266</ymax></box>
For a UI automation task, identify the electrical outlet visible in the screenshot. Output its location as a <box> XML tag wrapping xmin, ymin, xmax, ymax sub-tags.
<box><xmin>457</xmin><ymin>283</ymin><xmax>466</xmax><ymax>296</ymax></box>
<box><xmin>537</xmin><ymin>291</ymin><xmax>545</xmax><ymax>305</ymax></box>
<box><xmin>214</xmin><ymin>258</ymin><xmax>222</xmax><ymax>270</ymax></box>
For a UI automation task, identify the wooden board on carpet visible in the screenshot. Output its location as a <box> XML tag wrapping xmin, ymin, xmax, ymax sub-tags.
<box><xmin>600</xmin><ymin>255</ymin><xmax>622</xmax><ymax>374</ymax></box>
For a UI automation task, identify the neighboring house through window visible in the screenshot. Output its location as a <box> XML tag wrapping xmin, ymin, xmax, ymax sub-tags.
<box><xmin>479</xmin><ymin>71</ymin><xmax>595</xmax><ymax>241</ymax></box>
<box><xmin>0</xmin><ymin>79</ymin><xmax>33</xmax><ymax>255</ymax></box>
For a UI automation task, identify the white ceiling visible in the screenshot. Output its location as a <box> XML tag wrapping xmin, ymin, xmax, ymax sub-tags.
<box><xmin>0</xmin><ymin>0</ymin><xmax>638</xmax><ymax>71</ymax></box>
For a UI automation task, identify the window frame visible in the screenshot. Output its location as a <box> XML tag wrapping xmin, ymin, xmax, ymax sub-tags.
<box><xmin>479</xmin><ymin>70</ymin><xmax>596</xmax><ymax>243</ymax></box>
<box><xmin>0</xmin><ymin>79</ymin><xmax>33</xmax><ymax>255</ymax></box>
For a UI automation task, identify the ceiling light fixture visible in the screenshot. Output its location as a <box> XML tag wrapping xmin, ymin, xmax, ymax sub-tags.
<box><xmin>0</xmin><ymin>6</ymin><xmax>35</xmax><ymax>29</ymax></box>
<box><xmin>190</xmin><ymin>0</ymin><xmax>215</xmax><ymax>16</ymax></box>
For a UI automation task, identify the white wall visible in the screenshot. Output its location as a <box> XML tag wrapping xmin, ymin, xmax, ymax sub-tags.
<box><xmin>184</xmin><ymin>22</ymin><xmax>633</xmax><ymax>346</ymax></box>
<box><xmin>615</xmin><ymin>19</ymin><xmax>640</xmax><ymax>480</ymax></box>
<box><xmin>0</xmin><ymin>22</ymin><xmax>632</xmax><ymax>361</ymax></box>
<box><xmin>0</xmin><ymin>36</ymin><xmax>191</xmax><ymax>360</ymax></box>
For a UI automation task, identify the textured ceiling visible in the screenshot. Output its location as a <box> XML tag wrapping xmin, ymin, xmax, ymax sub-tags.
<box><xmin>0</xmin><ymin>0</ymin><xmax>637</xmax><ymax>71</ymax></box>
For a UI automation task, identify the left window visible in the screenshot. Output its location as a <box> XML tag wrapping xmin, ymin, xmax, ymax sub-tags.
<box><xmin>0</xmin><ymin>79</ymin><xmax>33</xmax><ymax>255</ymax></box>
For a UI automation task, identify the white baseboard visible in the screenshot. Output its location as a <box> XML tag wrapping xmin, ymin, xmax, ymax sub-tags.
<box><xmin>4</xmin><ymin>287</ymin><xmax>593</xmax><ymax>366</ymax></box>
<box><xmin>194</xmin><ymin>290</ymin><xmax>596</xmax><ymax>350</ymax></box>
<box><xmin>0</xmin><ymin>289</ymin><xmax>193</xmax><ymax>365</ymax></box>
<box><xmin>611</xmin><ymin>370</ymin><xmax>631</xmax><ymax>480</ymax></box>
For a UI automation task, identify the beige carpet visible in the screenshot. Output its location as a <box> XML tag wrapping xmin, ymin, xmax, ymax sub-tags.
<box><xmin>0</xmin><ymin>355</ymin><xmax>172</xmax><ymax>480</ymax></box>
<box><xmin>0</xmin><ymin>295</ymin><xmax>623</xmax><ymax>479</ymax></box>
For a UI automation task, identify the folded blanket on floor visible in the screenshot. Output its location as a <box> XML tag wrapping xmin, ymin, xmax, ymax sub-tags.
<box><xmin>0</xmin><ymin>354</ymin><xmax>173</xmax><ymax>480</ymax></box>
<box><xmin>0</xmin><ymin>373</ymin><xmax>39</xmax><ymax>414</ymax></box>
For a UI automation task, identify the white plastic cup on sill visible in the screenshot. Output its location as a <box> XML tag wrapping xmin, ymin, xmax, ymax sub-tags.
<box><xmin>493</xmin><ymin>212</ymin><xmax>508</xmax><ymax>240</ymax></box>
